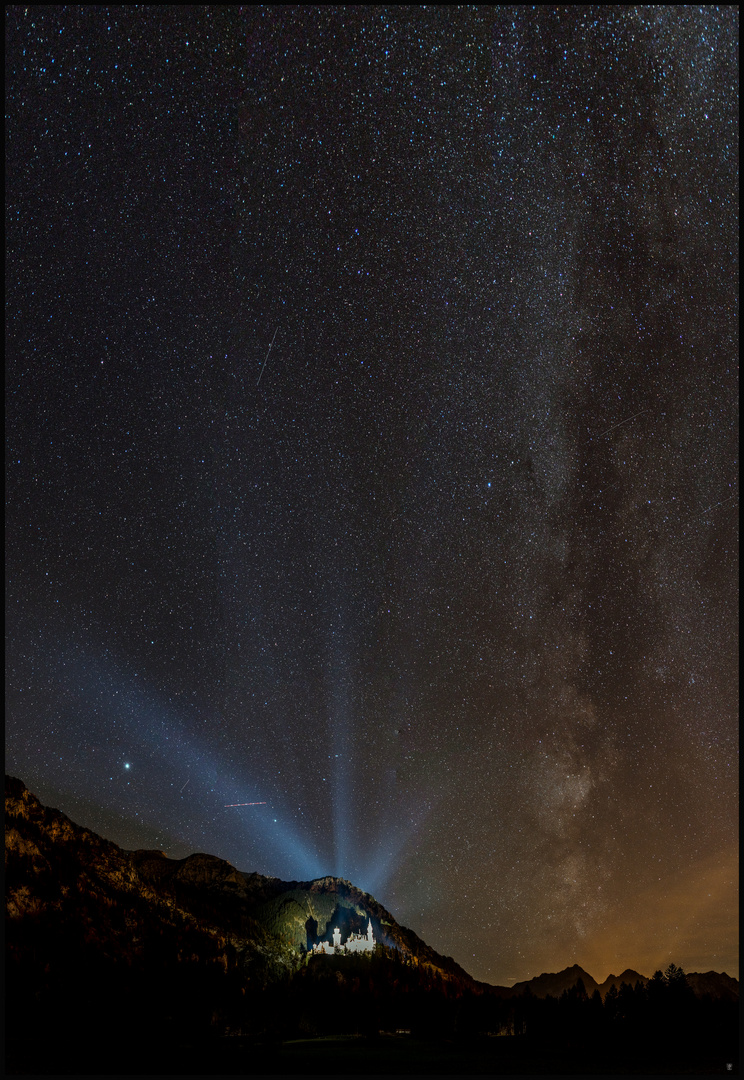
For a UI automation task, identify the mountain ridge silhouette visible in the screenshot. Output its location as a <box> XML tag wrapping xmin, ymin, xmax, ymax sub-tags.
<box><xmin>6</xmin><ymin>774</ymin><xmax>737</xmax><ymax>1006</ymax></box>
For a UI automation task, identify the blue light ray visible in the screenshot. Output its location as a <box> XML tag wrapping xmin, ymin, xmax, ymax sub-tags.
<box><xmin>360</xmin><ymin>794</ymin><xmax>440</xmax><ymax>897</ymax></box>
<box><xmin>27</xmin><ymin>631</ymin><xmax>324</xmax><ymax>877</ymax></box>
<box><xmin>320</xmin><ymin>601</ymin><xmax>358</xmax><ymax>878</ymax></box>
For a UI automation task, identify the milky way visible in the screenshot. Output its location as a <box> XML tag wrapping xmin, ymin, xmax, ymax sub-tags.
<box><xmin>6</xmin><ymin>7</ymin><xmax>738</xmax><ymax>984</ymax></box>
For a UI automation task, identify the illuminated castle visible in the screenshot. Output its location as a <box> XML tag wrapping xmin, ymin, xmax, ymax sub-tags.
<box><xmin>311</xmin><ymin>918</ymin><xmax>375</xmax><ymax>955</ymax></box>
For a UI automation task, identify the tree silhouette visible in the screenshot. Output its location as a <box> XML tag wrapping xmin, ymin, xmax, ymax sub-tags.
<box><xmin>605</xmin><ymin>982</ymin><xmax>620</xmax><ymax>1022</ymax></box>
<box><xmin>664</xmin><ymin>963</ymin><xmax>692</xmax><ymax>994</ymax></box>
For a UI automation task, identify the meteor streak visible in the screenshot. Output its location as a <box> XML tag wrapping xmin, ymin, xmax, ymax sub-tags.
<box><xmin>701</xmin><ymin>493</ymin><xmax>736</xmax><ymax>515</ymax></box>
<box><xmin>256</xmin><ymin>327</ymin><xmax>278</xmax><ymax>386</ymax></box>
<box><xmin>598</xmin><ymin>408</ymin><xmax>648</xmax><ymax>438</ymax></box>
<box><xmin>224</xmin><ymin>801</ymin><xmax>267</xmax><ymax>807</ymax></box>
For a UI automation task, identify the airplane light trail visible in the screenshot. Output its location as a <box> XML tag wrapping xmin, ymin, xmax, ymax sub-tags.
<box><xmin>224</xmin><ymin>801</ymin><xmax>267</xmax><ymax>807</ymax></box>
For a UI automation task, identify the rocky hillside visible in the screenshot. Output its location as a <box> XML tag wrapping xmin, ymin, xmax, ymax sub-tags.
<box><xmin>6</xmin><ymin>776</ymin><xmax>298</xmax><ymax>989</ymax></box>
<box><xmin>255</xmin><ymin>873</ymin><xmax>478</xmax><ymax>984</ymax></box>
<box><xmin>6</xmin><ymin>775</ymin><xmax>475</xmax><ymax>986</ymax></box>
<box><xmin>6</xmin><ymin>773</ymin><xmax>485</xmax><ymax>1056</ymax></box>
<box><xmin>685</xmin><ymin>970</ymin><xmax>740</xmax><ymax>1002</ymax></box>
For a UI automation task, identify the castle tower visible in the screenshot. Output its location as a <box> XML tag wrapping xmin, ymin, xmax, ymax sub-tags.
<box><xmin>332</xmin><ymin>927</ymin><xmax>341</xmax><ymax>949</ymax></box>
<box><xmin>367</xmin><ymin>918</ymin><xmax>373</xmax><ymax>943</ymax></box>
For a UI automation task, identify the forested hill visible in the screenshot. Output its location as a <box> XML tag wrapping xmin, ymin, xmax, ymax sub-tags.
<box><xmin>6</xmin><ymin>774</ymin><xmax>479</xmax><ymax>990</ymax></box>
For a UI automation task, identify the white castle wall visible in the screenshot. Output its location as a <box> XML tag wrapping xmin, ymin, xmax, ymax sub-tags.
<box><xmin>311</xmin><ymin>918</ymin><xmax>375</xmax><ymax>955</ymax></box>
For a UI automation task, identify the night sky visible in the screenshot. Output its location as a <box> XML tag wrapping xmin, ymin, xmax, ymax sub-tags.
<box><xmin>6</xmin><ymin>6</ymin><xmax>738</xmax><ymax>986</ymax></box>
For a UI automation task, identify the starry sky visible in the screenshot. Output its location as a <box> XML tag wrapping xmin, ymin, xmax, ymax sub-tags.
<box><xmin>6</xmin><ymin>6</ymin><xmax>738</xmax><ymax>986</ymax></box>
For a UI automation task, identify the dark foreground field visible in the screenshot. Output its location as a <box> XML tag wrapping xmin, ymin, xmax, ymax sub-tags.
<box><xmin>6</xmin><ymin>1031</ymin><xmax>738</xmax><ymax>1076</ymax></box>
